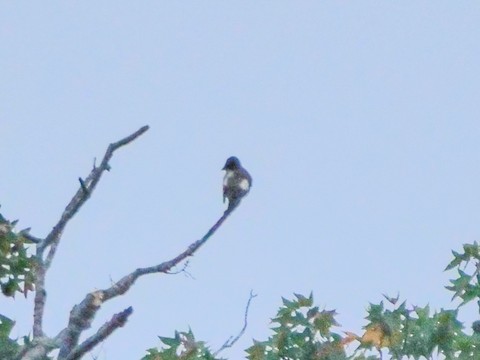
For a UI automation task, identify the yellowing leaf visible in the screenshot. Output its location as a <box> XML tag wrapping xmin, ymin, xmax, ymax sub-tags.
<box><xmin>342</xmin><ymin>331</ymin><xmax>359</xmax><ymax>346</ymax></box>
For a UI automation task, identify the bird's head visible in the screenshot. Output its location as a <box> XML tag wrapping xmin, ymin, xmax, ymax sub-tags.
<box><xmin>222</xmin><ymin>156</ymin><xmax>241</xmax><ymax>170</ymax></box>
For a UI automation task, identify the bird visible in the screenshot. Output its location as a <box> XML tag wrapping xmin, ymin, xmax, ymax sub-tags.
<box><xmin>222</xmin><ymin>156</ymin><xmax>252</xmax><ymax>212</ymax></box>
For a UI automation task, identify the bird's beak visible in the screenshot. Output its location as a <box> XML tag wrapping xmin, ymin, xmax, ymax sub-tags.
<box><xmin>221</xmin><ymin>165</ymin><xmax>226</xmax><ymax>170</ymax></box>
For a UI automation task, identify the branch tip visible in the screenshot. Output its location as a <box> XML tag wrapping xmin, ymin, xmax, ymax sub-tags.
<box><xmin>213</xmin><ymin>290</ymin><xmax>257</xmax><ymax>356</ymax></box>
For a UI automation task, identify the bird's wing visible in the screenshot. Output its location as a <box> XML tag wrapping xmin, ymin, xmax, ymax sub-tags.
<box><xmin>247</xmin><ymin>172</ymin><xmax>252</xmax><ymax>187</ymax></box>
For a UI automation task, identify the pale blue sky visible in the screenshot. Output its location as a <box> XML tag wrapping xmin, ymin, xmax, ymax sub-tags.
<box><xmin>1</xmin><ymin>2</ymin><xmax>480</xmax><ymax>359</ymax></box>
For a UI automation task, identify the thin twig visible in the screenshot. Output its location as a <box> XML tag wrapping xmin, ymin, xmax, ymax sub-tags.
<box><xmin>32</xmin><ymin>125</ymin><xmax>149</xmax><ymax>339</ymax></box>
<box><xmin>41</xmin><ymin>125</ymin><xmax>149</xmax><ymax>260</ymax></box>
<box><xmin>213</xmin><ymin>290</ymin><xmax>257</xmax><ymax>356</ymax></box>
<box><xmin>166</xmin><ymin>260</ymin><xmax>192</xmax><ymax>277</ymax></box>
<box><xmin>78</xmin><ymin>177</ymin><xmax>89</xmax><ymax>196</ymax></box>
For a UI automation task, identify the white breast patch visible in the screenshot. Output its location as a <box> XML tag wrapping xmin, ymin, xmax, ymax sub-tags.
<box><xmin>239</xmin><ymin>178</ymin><xmax>250</xmax><ymax>191</ymax></box>
<box><xmin>223</xmin><ymin>170</ymin><xmax>234</xmax><ymax>186</ymax></box>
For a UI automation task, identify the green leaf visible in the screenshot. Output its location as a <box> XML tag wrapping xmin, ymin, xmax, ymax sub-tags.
<box><xmin>464</xmin><ymin>243</ymin><xmax>480</xmax><ymax>259</ymax></box>
<box><xmin>0</xmin><ymin>314</ymin><xmax>15</xmax><ymax>337</ymax></box>
<box><xmin>246</xmin><ymin>339</ymin><xmax>268</xmax><ymax>360</ymax></box>
<box><xmin>365</xmin><ymin>302</ymin><xmax>384</xmax><ymax>323</ymax></box>
<box><xmin>293</xmin><ymin>292</ymin><xmax>313</xmax><ymax>307</ymax></box>
<box><xmin>1</xmin><ymin>279</ymin><xmax>20</xmax><ymax>297</ymax></box>
<box><xmin>459</xmin><ymin>285</ymin><xmax>480</xmax><ymax>307</ymax></box>
<box><xmin>444</xmin><ymin>255</ymin><xmax>463</xmax><ymax>271</ymax></box>
<box><xmin>281</xmin><ymin>297</ymin><xmax>295</xmax><ymax>308</ymax></box>
<box><xmin>382</xmin><ymin>293</ymin><xmax>400</xmax><ymax>305</ymax></box>
<box><xmin>158</xmin><ymin>335</ymin><xmax>180</xmax><ymax>347</ymax></box>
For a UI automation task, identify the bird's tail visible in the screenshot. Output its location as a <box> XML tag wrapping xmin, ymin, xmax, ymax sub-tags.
<box><xmin>225</xmin><ymin>198</ymin><xmax>241</xmax><ymax>215</ymax></box>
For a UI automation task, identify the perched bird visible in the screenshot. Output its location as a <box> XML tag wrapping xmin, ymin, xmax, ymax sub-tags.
<box><xmin>222</xmin><ymin>156</ymin><xmax>252</xmax><ymax>211</ymax></box>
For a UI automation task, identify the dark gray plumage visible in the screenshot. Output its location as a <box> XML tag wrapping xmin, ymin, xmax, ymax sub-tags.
<box><xmin>222</xmin><ymin>156</ymin><xmax>252</xmax><ymax>211</ymax></box>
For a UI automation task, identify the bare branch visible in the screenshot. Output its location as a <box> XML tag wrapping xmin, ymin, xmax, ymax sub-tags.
<box><xmin>15</xmin><ymin>336</ymin><xmax>58</xmax><ymax>360</ymax></box>
<box><xmin>27</xmin><ymin>124</ymin><xmax>246</xmax><ymax>357</ymax></box>
<box><xmin>32</xmin><ymin>264</ymin><xmax>46</xmax><ymax>337</ymax></box>
<box><xmin>57</xmin><ymin>291</ymin><xmax>105</xmax><ymax>358</ymax></box>
<box><xmin>214</xmin><ymin>290</ymin><xmax>257</xmax><ymax>356</ymax></box>
<box><xmin>55</xmin><ymin>206</ymin><xmax>237</xmax><ymax>357</ymax></box>
<box><xmin>32</xmin><ymin>125</ymin><xmax>149</xmax><ymax>339</ymax></box>
<box><xmin>39</xmin><ymin>125</ymin><xmax>149</xmax><ymax>258</ymax></box>
<box><xmin>64</xmin><ymin>307</ymin><xmax>133</xmax><ymax>360</ymax></box>
<box><xmin>102</xmin><ymin>208</ymin><xmax>232</xmax><ymax>302</ymax></box>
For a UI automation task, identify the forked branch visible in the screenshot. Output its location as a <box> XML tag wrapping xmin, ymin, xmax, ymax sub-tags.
<box><xmin>214</xmin><ymin>290</ymin><xmax>257</xmax><ymax>356</ymax></box>
<box><xmin>25</xmin><ymin>125</ymin><xmax>248</xmax><ymax>360</ymax></box>
<box><xmin>32</xmin><ymin>125</ymin><xmax>149</xmax><ymax>339</ymax></box>
<box><xmin>57</xmin><ymin>206</ymin><xmax>237</xmax><ymax>358</ymax></box>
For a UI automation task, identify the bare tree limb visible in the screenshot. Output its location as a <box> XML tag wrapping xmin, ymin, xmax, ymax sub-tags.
<box><xmin>39</xmin><ymin>125</ymin><xmax>150</xmax><ymax>260</ymax></box>
<box><xmin>23</xmin><ymin>124</ymin><xmax>247</xmax><ymax>359</ymax></box>
<box><xmin>213</xmin><ymin>290</ymin><xmax>257</xmax><ymax>356</ymax></box>
<box><xmin>32</xmin><ymin>125</ymin><xmax>149</xmax><ymax>339</ymax></box>
<box><xmin>56</xmin><ymin>206</ymin><xmax>238</xmax><ymax>358</ymax></box>
<box><xmin>102</xmin><ymin>207</ymin><xmax>233</xmax><ymax>301</ymax></box>
<box><xmin>64</xmin><ymin>307</ymin><xmax>133</xmax><ymax>360</ymax></box>
<box><xmin>32</xmin><ymin>263</ymin><xmax>46</xmax><ymax>338</ymax></box>
<box><xmin>15</xmin><ymin>337</ymin><xmax>58</xmax><ymax>360</ymax></box>
<box><xmin>57</xmin><ymin>292</ymin><xmax>105</xmax><ymax>358</ymax></box>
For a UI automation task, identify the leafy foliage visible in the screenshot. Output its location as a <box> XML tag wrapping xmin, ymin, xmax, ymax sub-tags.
<box><xmin>0</xmin><ymin>210</ymin><xmax>44</xmax><ymax>358</ymax></box>
<box><xmin>149</xmin><ymin>242</ymin><xmax>480</xmax><ymax>360</ymax></box>
<box><xmin>142</xmin><ymin>329</ymin><xmax>220</xmax><ymax>360</ymax></box>
<box><xmin>2</xmin><ymin>202</ymin><xmax>480</xmax><ymax>359</ymax></box>
<box><xmin>0</xmin><ymin>210</ymin><xmax>36</xmax><ymax>298</ymax></box>
<box><xmin>0</xmin><ymin>314</ymin><xmax>20</xmax><ymax>359</ymax></box>
<box><xmin>246</xmin><ymin>293</ymin><xmax>348</xmax><ymax>360</ymax></box>
<box><xmin>445</xmin><ymin>242</ymin><xmax>480</xmax><ymax>306</ymax></box>
<box><xmin>358</xmin><ymin>297</ymin><xmax>479</xmax><ymax>359</ymax></box>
